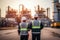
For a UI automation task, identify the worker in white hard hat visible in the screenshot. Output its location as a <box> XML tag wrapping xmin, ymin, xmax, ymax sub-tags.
<box><xmin>29</xmin><ymin>14</ymin><xmax>44</xmax><ymax>40</ymax></box>
<box><xmin>34</xmin><ymin>14</ymin><xmax>38</xmax><ymax>17</ymax></box>
<box><xmin>18</xmin><ymin>16</ymin><xmax>30</xmax><ymax>40</ymax></box>
<box><xmin>21</xmin><ymin>17</ymin><xmax>27</xmax><ymax>22</ymax></box>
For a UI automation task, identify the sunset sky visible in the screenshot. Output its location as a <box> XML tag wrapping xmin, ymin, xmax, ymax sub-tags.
<box><xmin>0</xmin><ymin>0</ymin><xmax>60</xmax><ymax>19</ymax></box>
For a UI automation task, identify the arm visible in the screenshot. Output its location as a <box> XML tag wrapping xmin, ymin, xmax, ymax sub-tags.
<box><xmin>17</xmin><ymin>23</ymin><xmax>20</xmax><ymax>29</ymax></box>
<box><xmin>18</xmin><ymin>23</ymin><xmax>20</xmax><ymax>35</ymax></box>
<box><xmin>28</xmin><ymin>22</ymin><xmax>32</xmax><ymax>31</ymax></box>
<box><xmin>40</xmin><ymin>22</ymin><xmax>44</xmax><ymax>30</ymax></box>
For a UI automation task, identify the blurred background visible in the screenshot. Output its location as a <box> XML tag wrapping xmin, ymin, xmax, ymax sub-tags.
<box><xmin>0</xmin><ymin>0</ymin><xmax>60</xmax><ymax>40</ymax></box>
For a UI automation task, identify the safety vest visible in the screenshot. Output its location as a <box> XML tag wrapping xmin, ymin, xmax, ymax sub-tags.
<box><xmin>32</xmin><ymin>20</ymin><xmax>41</xmax><ymax>34</ymax></box>
<box><xmin>20</xmin><ymin>22</ymin><xmax>28</xmax><ymax>35</ymax></box>
<box><xmin>32</xmin><ymin>20</ymin><xmax>41</xmax><ymax>29</ymax></box>
<box><xmin>20</xmin><ymin>23</ymin><xmax>28</xmax><ymax>31</ymax></box>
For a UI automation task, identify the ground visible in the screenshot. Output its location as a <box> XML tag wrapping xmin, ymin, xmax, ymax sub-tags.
<box><xmin>0</xmin><ymin>27</ymin><xmax>60</xmax><ymax>40</ymax></box>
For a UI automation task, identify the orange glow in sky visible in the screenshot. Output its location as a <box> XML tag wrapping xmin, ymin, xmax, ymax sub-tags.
<box><xmin>16</xmin><ymin>0</ymin><xmax>38</xmax><ymax>17</ymax></box>
<box><xmin>0</xmin><ymin>0</ymin><xmax>53</xmax><ymax>19</ymax></box>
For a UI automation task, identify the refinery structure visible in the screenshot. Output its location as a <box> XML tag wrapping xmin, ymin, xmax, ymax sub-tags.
<box><xmin>53</xmin><ymin>0</ymin><xmax>60</xmax><ymax>22</ymax></box>
<box><xmin>0</xmin><ymin>4</ymin><xmax>53</xmax><ymax>27</ymax></box>
<box><xmin>4</xmin><ymin>4</ymin><xmax>51</xmax><ymax>27</ymax></box>
<box><xmin>0</xmin><ymin>0</ymin><xmax>60</xmax><ymax>27</ymax></box>
<box><xmin>52</xmin><ymin>0</ymin><xmax>60</xmax><ymax>27</ymax></box>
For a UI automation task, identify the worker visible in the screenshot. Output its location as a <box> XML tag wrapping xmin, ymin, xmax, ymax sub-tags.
<box><xmin>29</xmin><ymin>14</ymin><xmax>44</xmax><ymax>40</ymax></box>
<box><xmin>18</xmin><ymin>17</ymin><xmax>30</xmax><ymax>40</ymax></box>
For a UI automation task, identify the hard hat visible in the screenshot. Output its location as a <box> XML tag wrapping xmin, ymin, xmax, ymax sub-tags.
<box><xmin>21</xmin><ymin>17</ymin><xmax>26</xmax><ymax>20</ymax></box>
<box><xmin>34</xmin><ymin>14</ymin><xmax>38</xmax><ymax>17</ymax></box>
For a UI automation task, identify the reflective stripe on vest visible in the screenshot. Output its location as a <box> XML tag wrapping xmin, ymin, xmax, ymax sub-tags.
<box><xmin>32</xmin><ymin>26</ymin><xmax>40</xmax><ymax>29</ymax></box>
<box><xmin>20</xmin><ymin>28</ymin><xmax>28</xmax><ymax>31</ymax></box>
<box><xmin>32</xmin><ymin>32</ymin><xmax>40</xmax><ymax>34</ymax></box>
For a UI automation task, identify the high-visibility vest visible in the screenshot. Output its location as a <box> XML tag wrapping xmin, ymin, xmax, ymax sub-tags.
<box><xmin>20</xmin><ymin>23</ymin><xmax>28</xmax><ymax>31</ymax></box>
<box><xmin>20</xmin><ymin>23</ymin><xmax>28</xmax><ymax>35</ymax></box>
<box><xmin>32</xmin><ymin>20</ymin><xmax>41</xmax><ymax>29</ymax></box>
<box><xmin>32</xmin><ymin>20</ymin><xmax>41</xmax><ymax>34</ymax></box>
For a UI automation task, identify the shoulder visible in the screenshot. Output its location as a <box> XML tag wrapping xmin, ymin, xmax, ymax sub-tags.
<box><xmin>19</xmin><ymin>23</ymin><xmax>22</xmax><ymax>26</ymax></box>
<box><xmin>38</xmin><ymin>20</ymin><xmax>41</xmax><ymax>23</ymax></box>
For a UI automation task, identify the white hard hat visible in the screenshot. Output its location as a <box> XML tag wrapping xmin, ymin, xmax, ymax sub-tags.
<box><xmin>21</xmin><ymin>17</ymin><xmax>26</xmax><ymax>20</ymax></box>
<box><xmin>34</xmin><ymin>14</ymin><xmax>38</xmax><ymax>17</ymax></box>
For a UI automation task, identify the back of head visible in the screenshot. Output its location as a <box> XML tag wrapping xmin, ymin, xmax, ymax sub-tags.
<box><xmin>34</xmin><ymin>14</ymin><xmax>38</xmax><ymax>20</ymax></box>
<box><xmin>21</xmin><ymin>17</ymin><xmax>27</xmax><ymax>22</ymax></box>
